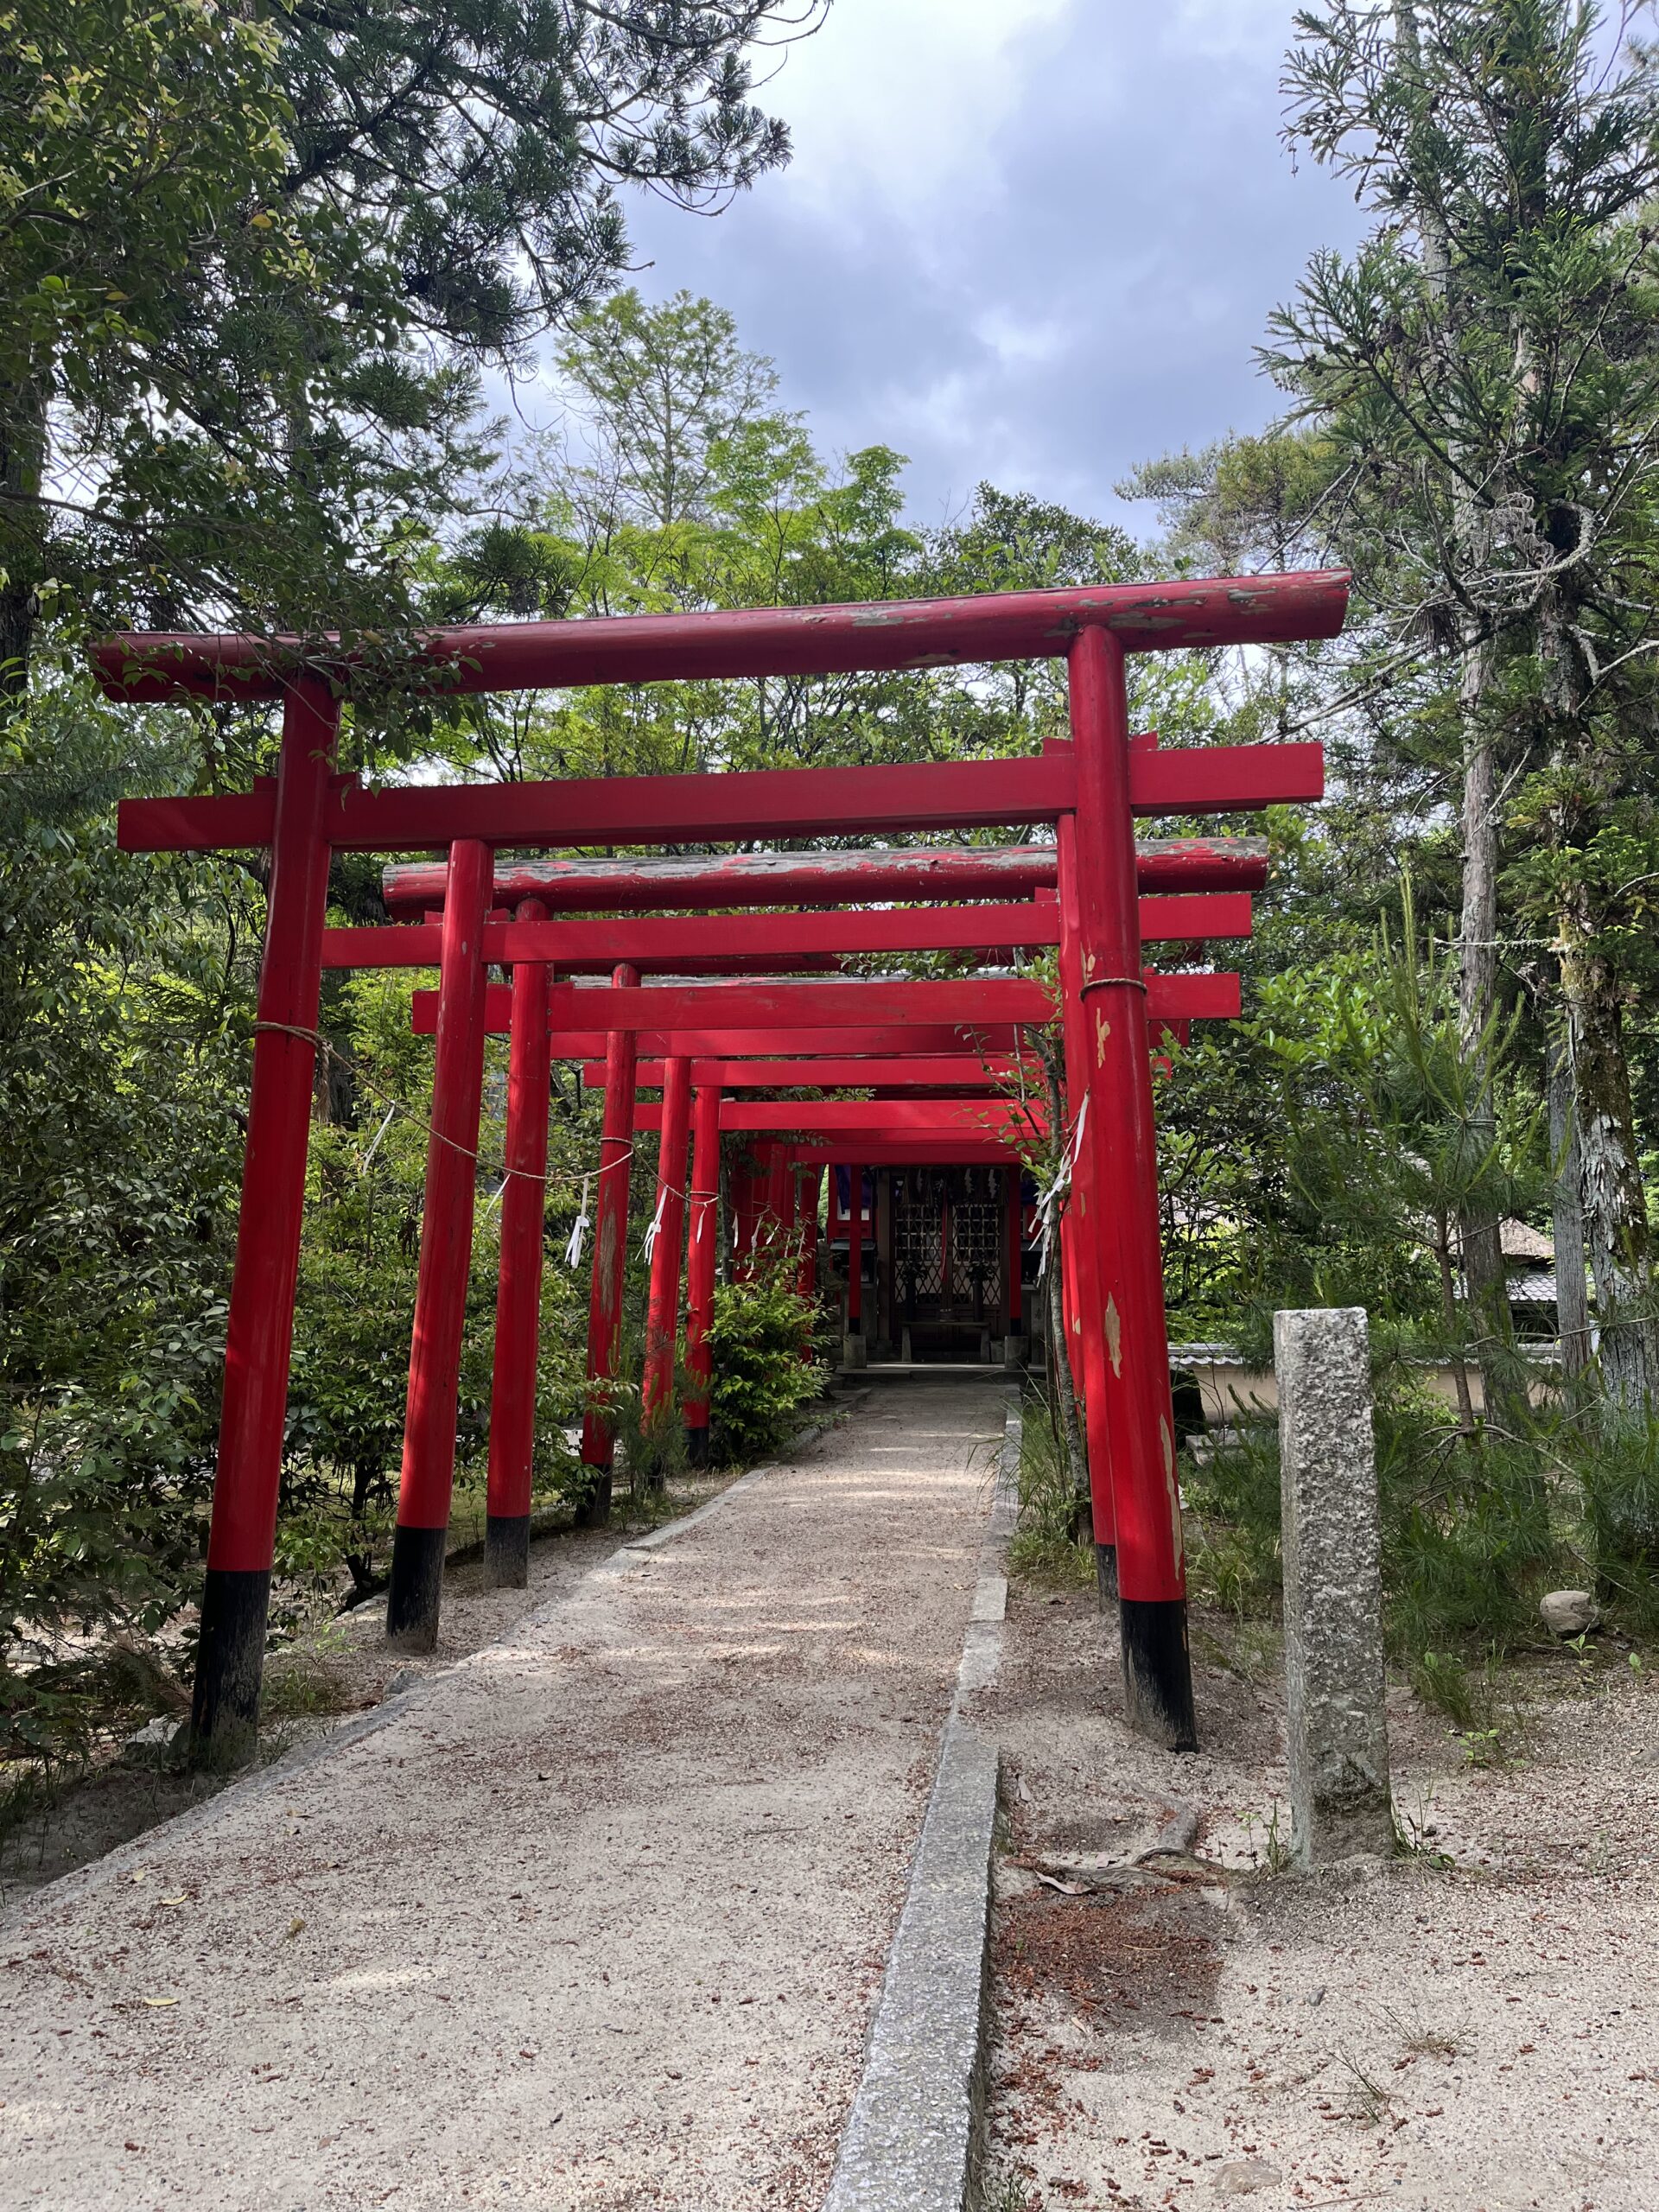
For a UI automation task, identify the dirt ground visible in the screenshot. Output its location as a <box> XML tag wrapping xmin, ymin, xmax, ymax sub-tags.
<box><xmin>0</xmin><ymin>1465</ymin><xmax>752</xmax><ymax>1909</ymax></box>
<box><xmin>0</xmin><ymin>1373</ymin><xmax>1007</xmax><ymax>2211</ymax></box>
<box><xmin>980</xmin><ymin>1578</ymin><xmax>1659</xmax><ymax>2212</ymax></box>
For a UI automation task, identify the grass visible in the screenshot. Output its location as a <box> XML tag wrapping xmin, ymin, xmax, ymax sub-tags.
<box><xmin>1334</xmin><ymin>2050</ymin><xmax>1397</xmax><ymax>2128</ymax></box>
<box><xmin>260</xmin><ymin>1654</ymin><xmax>356</xmax><ymax>1721</ymax></box>
<box><xmin>984</xmin><ymin>2174</ymin><xmax>1039</xmax><ymax>2212</ymax></box>
<box><xmin>1007</xmin><ymin>1389</ymin><xmax>1093</xmax><ymax>1586</ymax></box>
<box><xmin>1175</xmin><ymin>1374</ymin><xmax>1659</xmax><ymax>1730</ymax></box>
<box><xmin>1381</xmin><ymin>2005</ymin><xmax>1465</xmax><ymax>2061</ymax></box>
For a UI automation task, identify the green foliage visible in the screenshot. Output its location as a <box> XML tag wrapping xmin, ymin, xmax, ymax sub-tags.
<box><xmin>706</xmin><ymin>1266</ymin><xmax>823</xmax><ymax>1466</ymax></box>
<box><xmin>1178</xmin><ymin>1357</ymin><xmax>1659</xmax><ymax>1684</ymax></box>
<box><xmin>0</xmin><ymin>689</ymin><xmax>249</xmax><ymax>1760</ymax></box>
<box><xmin>1007</xmin><ymin>1397</ymin><xmax>1093</xmax><ymax>1586</ymax></box>
<box><xmin>0</xmin><ymin>0</ymin><xmax>817</xmax><ymax>680</ymax></box>
<box><xmin>1573</xmin><ymin>1417</ymin><xmax>1659</xmax><ymax>1630</ymax></box>
<box><xmin>1183</xmin><ymin>1427</ymin><xmax>1284</xmax><ymax>1620</ymax></box>
<box><xmin>1376</xmin><ymin>1392</ymin><xmax>1555</xmax><ymax>1653</ymax></box>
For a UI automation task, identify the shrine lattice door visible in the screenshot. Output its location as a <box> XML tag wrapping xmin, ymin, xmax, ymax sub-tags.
<box><xmin>888</xmin><ymin>1166</ymin><xmax>1007</xmax><ymax>1361</ymax></box>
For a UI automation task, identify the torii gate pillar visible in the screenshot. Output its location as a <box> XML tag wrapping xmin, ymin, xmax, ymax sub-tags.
<box><xmin>683</xmin><ymin>1080</ymin><xmax>721</xmax><ymax>1464</ymax></box>
<box><xmin>387</xmin><ymin>838</ymin><xmax>492</xmax><ymax>1649</ymax></box>
<box><xmin>640</xmin><ymin>1052</ymin><xmax>693</xmax><ymax>1461</ymax></box>
<box><xmin>1068</xmin><ymin>626</ymin><xmax>1197</xmax><ymax>1750</ymax></box>
<box><xmin>189</xmin><ymin>677</ymin><xmax>339</xmax><ymax>1764</ymax></box>
<box><xmin>484</xmin><ymin>901</ymin><xmax>552</xmax><ymax>1588</ymax></box>
<box><xmin>577</xmin><ymin>963</ymin><xmax>639</xmax><ymax>1523</ymax></box>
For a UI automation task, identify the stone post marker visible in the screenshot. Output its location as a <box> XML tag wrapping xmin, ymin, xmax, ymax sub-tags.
<box><xmin>1274</xmin><ymin>1306</ymin><xmax>1394</xmax><ymax>1866</ymax></box>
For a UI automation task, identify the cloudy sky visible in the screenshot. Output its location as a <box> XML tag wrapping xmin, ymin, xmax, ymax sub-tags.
<box><xmin>528</xmin><ymin>1</ymin><xmax>1374</xmax><ymax>535</ymax></box>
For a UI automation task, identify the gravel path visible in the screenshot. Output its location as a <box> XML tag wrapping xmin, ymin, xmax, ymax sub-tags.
<box><xmin>1</xmin><ymin>1374</ymin><xmax>1007</xmax><ymax>2211</ymax></box>
<box><xmin>983</xmin><ymin>1577</ymin><xmax>1659</xmax><ymax>2212</ymax></box>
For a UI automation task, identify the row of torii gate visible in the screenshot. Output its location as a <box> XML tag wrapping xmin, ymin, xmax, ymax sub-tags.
<box><xmin>100</xmin><ymin>569</ymin><xmax>1347</xmax><ymax>1760</ymax></box>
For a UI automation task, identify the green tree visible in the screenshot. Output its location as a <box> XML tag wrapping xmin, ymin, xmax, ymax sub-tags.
<box><xmin>1263</xmin><ymin>0</ymin><xmax>1659</xmax><ymax>1412</ymax></box>
<box><xmin>0</xmin><ymin>688</ymin><xmax>251</xmax><ymax>1754</ymax></box>
<box><xmin>0</xmin><ymin>0</ymin><xmax>821</xmax><ymax>685</ymax></box>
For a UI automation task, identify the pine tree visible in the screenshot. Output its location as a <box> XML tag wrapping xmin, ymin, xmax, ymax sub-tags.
<box><xmin>1264</xmin><ymin>0</ymin><xmax>1659</xmax><ymax>1413</ymax></box>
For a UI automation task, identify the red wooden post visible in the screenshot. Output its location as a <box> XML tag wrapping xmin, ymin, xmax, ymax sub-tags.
<box><xmin>759</xmin><ymin>1138</ymin><xmax>789</xmax><ymax>1262</ymax></box>
<box><xmin>1052</xmin><ymin>798</ymin><xmax>1119</xmax><ymax>1576</ymax></box>
<box><xmin>728</xmin><ymin>1154</ymin><xmax>759</xmax><ymax>1281</ymax></box>
<box><xmin>577</xmin><ymin>963</ymin><xmax>639</xmax><ymax>1523</ymax></box>
<box><xmin>845</xmin><ymin>1164</ymin><xmax>866</xmax><ymax>1369</ymax></box>
<box><xmin>683</xmin><ymin>1079</ymin><xmax>721</xmax><ymax>1465</ymax></box>
<box><xmin>1068</xmin><ymin>627</ymin><xmax>1196</xmax><ymax>1750</ymax></box>
<box><xmin>484</xmin><ymin>899</ymin><xmax>551</xmax><ymax>1589</ymax></box>
<box><xmin>189</xmin><ymin>677</ymin><xmax>339</xmax><ymax>1763</ymax></box>
<box><xmin>387</xmin><ymin>838</ymin><xmax>493</xmax><ymax>1649</ymax></box>
<box><xmin>796</xmin><ymin>1165</ymin><xmax>821</xmax><ymax>1363</ymax></box>
<box><xmin>1005</xmin><ymin>1164</ymin><xmax>1024</xmax><ymax>1359</ymax></box>
<box><xmin>641</xmin><ymin>1052</ymin><xmax>692</xmax><ymax>1452</ymax></box>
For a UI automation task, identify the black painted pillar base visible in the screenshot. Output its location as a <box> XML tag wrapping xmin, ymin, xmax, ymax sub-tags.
<box><xmin>1120</xmin><ymin>1597</ymin><xmax>1198</xmax><ymax>1752</ymax></box>
<box><xmin>571</xmin><ymin>1463</ymin><xmax>613</xmax><ymax>1529</ymax></box>
<box><xmin>188</xmin><ymin>1567</ymin><xmax>271</xmax><ymax>1770</ymax></box>
<box><xmin>684</xmin><ymin>1424</ymin><xmax>709</xmax><ymax>1468</ymax></box>
<box><xmin>385</xmin><ymin>1523</ymin><xmax>446</xmax><ymax>1650</ymax></box>
<box><xmin>483</xmin><ymin>1512</ymin><xmax>530</xmax><ymax>1590</ymax></box>
<box><xmin>1094</xmin><ymin>1542</ymin><xmax>1119</xmax><ymax>1604</ymax></box>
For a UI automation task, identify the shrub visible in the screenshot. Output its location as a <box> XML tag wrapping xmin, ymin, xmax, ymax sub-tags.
<box><xmin>1574</xmin><ymin>1414</ymin><xmax>1659</xmax><ymax>1630</ymax></box>
<box><xmin>707</xmin><ymin>1268</ymin><xmax>823</xmax><ymax>1465</ymax></box>
<box><xmin>1183</xmin><ymin>1424</ymin><xmax>1283</xmax><ymax>1618</ymax></box>
<box><xmin>1376</xmin><ymin>1393</ymin><xmax>1554</xmax><ymax>1654</ymax></box>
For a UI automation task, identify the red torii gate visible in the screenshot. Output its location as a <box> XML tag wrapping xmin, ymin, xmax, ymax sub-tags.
<box><xmin>413</xmin><ymin>960</ymin><xmax>1236</xmax><ymax>1506</ymax></box>
<box><xmin>99</xmin><ymin>569</ymin><xmax>1344</xmax><ymax>1762</ymax></box>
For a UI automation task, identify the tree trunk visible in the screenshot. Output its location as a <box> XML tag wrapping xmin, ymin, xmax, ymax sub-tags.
<box><xmin>1395</xmin><ymin>1</ymin><xmax>1523</xmax><ymax>1429</ymax></box>
<box><xmin>1560</xmin><ymin>916</ymin><xmax>1657</xmax><ymax>1414</ymax></box>
<box><xmin>1547</xmin><ymin>1027</ymin><xmax>1592</xmax><ymax>1389</ymax></box>
<box><xmin>1536</xmin><ymin>539</ymin><xmax>1657</xmax><ymax>1420</ymax></box>
<box><xmin>1433</xmin><ymin>1215</ymin><xmax>1478</xmax><ymax>1440</ymax></box>
<box><xmin>1453</xmin><ymin>703</ymin><xmax>1526</xmax><ymax>1430</ymax></box>
<box><xmin>0</xmin><ymin>363</ymin><xmax>51</xmax><ymax>696</ymax></box>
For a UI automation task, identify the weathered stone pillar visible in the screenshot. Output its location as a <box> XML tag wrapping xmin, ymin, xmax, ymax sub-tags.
<box><xmin>1274</xmin><ymin>1306</ymin><xmax>1394</xmax><ymax>1866</ymax></box>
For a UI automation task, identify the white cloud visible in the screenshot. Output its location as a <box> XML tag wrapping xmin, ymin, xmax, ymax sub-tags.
<box><xmin>766</xmin><ymin>0</ymin><xmax>1077</xmax><ymax>224</ymax></box>
<box><xmin>575</xmin><ymin>0</ymin><xmax>1371</xmax><ymax>524</ymax></box>
<box><xmin>1164</xmin><ymin>0</ymin><xmax>1306</xmax><ymax>63</ymax></box>
<box><xmin>972</xmin><ymin>306</ymin><xmax>1069</xmax><ymax>367</ymax></box>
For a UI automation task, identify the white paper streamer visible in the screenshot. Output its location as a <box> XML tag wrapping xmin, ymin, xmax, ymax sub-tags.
<box><xmin>642</xmin><ymin>1185</ymin><xmax>668</xmax><ymax>1263</ymax></box>
<box><xmin>1033</xmin><ymin>1095</ymin><xmax>1091</xmax><ymax>1281</ymax></box>
<box><xmin>564</xmin><ymin>1174</ymin><xmax>592</xmax><ymax>1268</ymax></box>
<box><xmin>359</xmin><ymin>1103</ymin><xmax>398</xmax><ymax>1176</ymax></box>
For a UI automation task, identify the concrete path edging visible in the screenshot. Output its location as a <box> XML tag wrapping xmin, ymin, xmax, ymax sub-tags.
<box><xmin>823</xmin><ymin>1392</ymin><xmax>1022</xmax><ymax>2212</ymax></box>
<box><xmin>0</xmin><ymin>1459</ymin><xmax>781</xmax><ymax>1934</ymax></box>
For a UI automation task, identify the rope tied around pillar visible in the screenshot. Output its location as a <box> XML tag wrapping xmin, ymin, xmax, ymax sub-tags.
<box><xmin>1077</xmin><ymin>973</ymin><xmax>1149</xmax><ymax>998</ymax></box>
